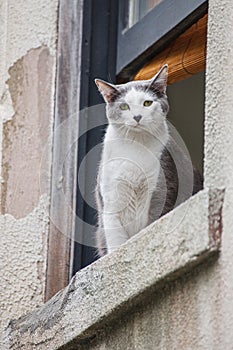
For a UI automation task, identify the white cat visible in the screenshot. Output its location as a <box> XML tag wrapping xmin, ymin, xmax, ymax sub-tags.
<box><xmin>95</xmin><ymin>65</ymin><xmax>202</xmax><ymax>256</ymax></box>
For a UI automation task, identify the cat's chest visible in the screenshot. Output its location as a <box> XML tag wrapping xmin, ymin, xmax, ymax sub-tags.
<box><xmin>102</xmin><ymin>139</ymin><xmax>161</xmax><ymax>179</ymax></box>
<box><xmin>100</xmin><ymin>139</ymin><xmax>162</xmax><ymax>201</ymax></box>
<box><xmin>102</xmin><ymin>158</ymin><xmax>158</xmax><ymax>189</ymax></box>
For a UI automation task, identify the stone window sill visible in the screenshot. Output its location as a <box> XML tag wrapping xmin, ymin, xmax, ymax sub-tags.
<box><xmin>4</xmin><ymin>188</ymin><xmax>224</xmax><ymax>350</ymax></box>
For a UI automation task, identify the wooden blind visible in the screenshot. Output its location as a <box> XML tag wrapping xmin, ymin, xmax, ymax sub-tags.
<box><xmin>134</xmin><ymin>14</ymin><xmax>207</xmax><ymax>84</ymax></box>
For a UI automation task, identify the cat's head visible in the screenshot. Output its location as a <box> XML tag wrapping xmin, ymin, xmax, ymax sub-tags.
<box><xmin>95</xmin><ymin>65</ymin><xmax>169</xmax><ymax>134</ymax></box>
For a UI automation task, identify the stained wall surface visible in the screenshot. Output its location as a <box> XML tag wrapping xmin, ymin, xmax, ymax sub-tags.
<box><xmin>0</xmin><ymin>0</ymin><xmax>58</xmax><ymax>337</ymax></box>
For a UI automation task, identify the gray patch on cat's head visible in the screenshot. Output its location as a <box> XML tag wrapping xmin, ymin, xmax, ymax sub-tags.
<box><xmin>134</xmin><ymin>64</ymin><xmax>169</xmax><ymax>114</ymax></box>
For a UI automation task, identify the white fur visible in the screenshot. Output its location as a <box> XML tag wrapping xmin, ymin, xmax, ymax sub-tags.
<box><xmin>99</xmin><ymin>89</ymin><xmax>169</xmax><ymax>253</ymax></box>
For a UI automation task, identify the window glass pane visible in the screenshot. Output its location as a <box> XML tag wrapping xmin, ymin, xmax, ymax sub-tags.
<box><xmin>127</xmin><ymin>0</ymin><xmax>163</xmax><ymax>29</ymax></box>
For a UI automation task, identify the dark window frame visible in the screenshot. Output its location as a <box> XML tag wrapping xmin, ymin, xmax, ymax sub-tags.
<box><xmin>117</xmin><ymin>0</ymin><xmax>208</xmax><ymax>80</ymax></box>
<box><xmin>72</xmin><ymin>0</ymin><xmax>119</xmax><ymax>275</ymax></box>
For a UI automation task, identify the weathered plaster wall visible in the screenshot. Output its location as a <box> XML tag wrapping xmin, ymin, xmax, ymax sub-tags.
<box><xmin>0</xmin><ymin>0</ymin><xmax>58</xmax><ymax>337</ymax></box>
<box><xmin>79</xmin><ymin>193</ymin><xmax>233</xmax><ymax>350</ymax></box>
<box><xmin>2</xmin><ymin>189</ymin><xmax>222</xmax><ymax>349</ymax></box>
<box><xmin>204</xmin><ymin>0</ymin><xmax>233</xmax><ymax>189</ymax></box>
<box><xmin>0</xmin><ymin>196</ymin><xmax>49</xmax><ymax>331</ymax></box>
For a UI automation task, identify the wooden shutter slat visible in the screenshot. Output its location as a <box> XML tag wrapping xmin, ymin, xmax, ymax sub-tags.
<box><xmin>134</xmin><ymin>14</ymin><xmax>207</xmax><ymax>84</ymax></box>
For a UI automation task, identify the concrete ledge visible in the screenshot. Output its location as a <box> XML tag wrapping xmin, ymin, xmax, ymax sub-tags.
<box><xmin>3</xmin><ymin>189</ymin><xmax>224</xmax><ymax>350</ymax></box>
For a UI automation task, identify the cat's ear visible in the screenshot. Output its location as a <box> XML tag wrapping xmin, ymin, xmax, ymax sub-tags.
<box><xmin>150</xmin><ymin>64</ymin><xmax>168</xmax><ymax>94</ymax></box>
<box><xmin>95</xmin><ymin>79</ymin><xmax>119</xmax><ymax>103</ymax></box>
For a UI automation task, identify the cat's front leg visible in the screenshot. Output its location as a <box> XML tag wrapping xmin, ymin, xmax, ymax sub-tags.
<box><xmin>103</xmin><ymin>212</ymin><xmax>128</xmax><ymax>254</ymax></box>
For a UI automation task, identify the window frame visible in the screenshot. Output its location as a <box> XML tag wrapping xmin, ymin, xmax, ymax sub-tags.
<box><xmin>117</xmin><ymin>0</ymin><xmax>207</xmax><ymax>80</ymax></box>
<box><xmin>45</xmin><ymin>0</ymin><xmax>119</xmax><ymax>301</ymax></box>
<box><xmin>72</xmin><ymin>0</ymin><xmax>119</xmax><ymax>275</ymax></box>
<box><xmin>45</xmin><ymin>0</ymin><xmax>84</xmax><ymax>301</ymax></box>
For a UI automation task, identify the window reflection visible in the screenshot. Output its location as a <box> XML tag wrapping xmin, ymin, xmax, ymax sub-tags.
<box><xmin>126</xmin><ymin>0</ymin><xmax>163</xmax><ymax>29</ymax></box>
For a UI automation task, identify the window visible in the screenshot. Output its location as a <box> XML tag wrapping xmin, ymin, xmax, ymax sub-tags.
<box><xmin>45</xmin><ymin>0</ymin><xmax>208</xmax><ymax>300</ymax></box>
<box><xmin>133</xmin><ymin>13</ymin><xmax>207</xmax><ymax>173</ymax></box>
<box><xmin>117</xmin><ymin>0</ymin><xmax>207</xmax><ymax>79</ymax></box>
<box><xmin>125</xmin><ymin>0</ymin><xmax>163</xmax><ymax>29</ymax></box>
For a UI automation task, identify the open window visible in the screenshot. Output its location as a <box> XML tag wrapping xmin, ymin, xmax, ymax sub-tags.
<box><xmin>134</xmin><ymin>13</ymin><xmax>207</xmax><ymax>173</ymax></box>
<box><xmin>45</xmin><ymin>0</ymin><xmax>208</xmax><ymax>301</ymax></box>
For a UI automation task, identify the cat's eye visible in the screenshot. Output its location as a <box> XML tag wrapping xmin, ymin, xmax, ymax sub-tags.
<box><xmin>119</xmin><ymin>103</ymin><xmax>130</xmax><ymax>110</ymax></box>
<box><xmin>143</xmin><ymin>100</ymin><xmax>153</xmax><ymax>107</ymax></box>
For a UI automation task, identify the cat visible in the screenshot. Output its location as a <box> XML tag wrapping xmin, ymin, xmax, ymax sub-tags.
<box><xmin>95</xmin><ymin>64</ymin><xmax>202</xmax><ymax>257</ymax></box>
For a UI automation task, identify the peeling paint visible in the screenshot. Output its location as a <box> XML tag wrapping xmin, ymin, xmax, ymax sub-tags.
<box><xmin>0</xmin><ymin>90</ymin><xmax>15</xmax><ymax>122</ymax></box>
<box><xmin>0</xmin><ymin>0</ymin><xmax>58</xmax><ymax>349</ymax></box>
<box><xmin>0</xmin><ymin>0</ymin><xmax>58</xmax><ymax>214</ymax></box>
<box><xmin>0</xmin><ymin>0</ymin><xmax>58</xmax><ymax>341</ymax></box>
<box><xmin>1</xmin><ymin>46</ymin><xmax>54</xmax><ymax>218</ymax></box>
<box><xmin>0</xmin><ymin>0</ymin><xmax>58</xmax><ymax>188</ymax></box>
<box><xmin>0</xmin><ymin>0</ymin><xmax>58</xmax><ymax>88</ymax></box>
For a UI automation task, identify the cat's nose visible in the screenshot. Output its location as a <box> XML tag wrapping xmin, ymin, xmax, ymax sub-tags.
<box><xmin>133</xmin><ymin>115</ymin><xmax>142</xmax><ymax>123</ymax></box>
